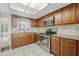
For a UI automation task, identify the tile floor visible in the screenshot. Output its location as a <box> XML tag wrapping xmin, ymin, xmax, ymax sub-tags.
<box><xmin>0</xmin><ymin>43</ymin><xmax>54</xmax><ymax>56</ymax></box>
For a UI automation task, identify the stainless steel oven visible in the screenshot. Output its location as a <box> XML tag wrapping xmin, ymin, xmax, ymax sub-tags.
<box><xmin>39</xmin><ymin>34</ymin><xmax>50</xmax><ymax>52</ymax></box>
<box><xmin>39</xmin><ymin>30</ymin><xmax>57</xmax><ymax>52</ymax></box>
<box><xmin>40</xmin><ymin>34</ymin><xmax>50</xmax><ymax>48</ymax></box>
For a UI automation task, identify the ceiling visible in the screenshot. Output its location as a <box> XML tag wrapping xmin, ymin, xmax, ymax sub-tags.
<box><xmin>10</xmin><ymin>3</ymin><xmax>71</xmax><ymax>19</ymax></box>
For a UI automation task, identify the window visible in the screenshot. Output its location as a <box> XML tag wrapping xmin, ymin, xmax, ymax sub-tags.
<box><xmin>17</xmin><ymin>18</ymin><xmax>31</xmax><ymax>32</ymax></box>
<box><xmin>0</xmin><ymin>18</ymin><xmax>9</xmax><ymax>37</ymax></box>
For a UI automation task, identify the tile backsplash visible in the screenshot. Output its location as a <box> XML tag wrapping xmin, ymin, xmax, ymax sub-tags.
<box><xmin>32</xmin><ymin>24</ymin><xmax>79</xmax><ymax>36</ymax></box>
<box><xmin>57</xmin><ymin>24</ymin><xmax>79</xmax><ymax>36</ymax></box>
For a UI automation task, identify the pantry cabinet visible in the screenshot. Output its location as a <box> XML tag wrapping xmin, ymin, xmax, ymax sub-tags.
<box><xmin>55</xmin><ymin>9</ymin><xmax>63</xmax><ymax>25</ymax></box>
<box><xmin>51</xmin><ymin>37</ymin><xmax>60</xmax><ymax>55</ymax></box>
<box><xmin>63</xmin><ymin>4</ymin><xmax>76</xmax><ymax>24</ymax></box>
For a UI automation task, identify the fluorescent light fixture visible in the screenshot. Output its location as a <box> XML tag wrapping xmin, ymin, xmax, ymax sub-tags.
<box><xmin>25</xmin><ymin>7</ymin><xmax>38</xmax><ymax>15</ymax></box>
<box><xmin>9</xmin><ymin>3</ymin><xmax>48</xmax><ymax>15</ymax></box>
<box><xmin>21</xmin><ymin>3</ymin><xmax>28</xmax><ymax>6</ymax></box>
<box><xmin>29</xmin><ymin>3</ymin><xmax>48</xmax><ymax>11</ymax></box>
<box><xmin>9</xmin><ymin>3</ymin><xmax>26</xmax><ymax>12</ymax></box>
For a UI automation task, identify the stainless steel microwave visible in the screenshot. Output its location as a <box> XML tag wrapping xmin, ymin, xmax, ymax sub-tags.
<box><xmin>43</xmin><ymin>19</ymin><xmax>54</xmax><ymax>26</ymax></box>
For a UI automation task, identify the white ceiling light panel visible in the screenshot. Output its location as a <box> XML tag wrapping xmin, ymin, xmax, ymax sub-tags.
<box><xmin>29</xmin><ymin>3</ymin><xmax>48</xmax><ymax>11</ymax></box>
<box><xmin>25</xmin><ymin>7</ymin><xmax>38</xmax><ymax>15</ymax></box>
<box><xmin>9</xmin><ymin>3</ymin><xmax>26</xmax><ymax>12</ymax></box>
<box><xmin>9</xmin><ymin>3</ymin><xmax>48</xmax><ymax>15</ymax></box>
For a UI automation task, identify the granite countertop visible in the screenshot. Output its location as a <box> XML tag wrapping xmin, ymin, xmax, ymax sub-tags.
<box><xmin>51</xmin><ymin>34</ymin><xmax>79</xmax><ymax>40</ymax></box>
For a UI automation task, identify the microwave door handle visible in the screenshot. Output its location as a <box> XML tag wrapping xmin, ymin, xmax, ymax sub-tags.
<box><xmin>53</xmin><ymin>16</ymin><xmax>55</xmax><ymax>25</ymax></box>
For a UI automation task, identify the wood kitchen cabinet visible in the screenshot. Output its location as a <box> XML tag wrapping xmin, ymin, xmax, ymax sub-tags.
<box><xmin>55</xmin><ymin>9</ymin><xmax>63</xmax><ymax>25</ymax></box>
<box><xmin>11</xmin><ymin>34</ymin><xmax>18</xmax><ymax>49</ymax></box>
<box><xmin>51</xmin><ymin>36</ymin><xmax>60</xmax><ymax>55</ymax></box>
<box><xmin>61</xmin><ymin>38</ymin><xmax>77</xmax><ymax>56</ymax></box>
<box><xmin>63</xmin><ymin>4</ymin><xmax>76</xmax><ymax>24</ymax></box>
<box><xmin>76</xmin><ymin>3</ymin><xmax>79</xmax><ymax>23</ymax></box>
<box><xmin>34</xmin><ymin>33</ymin><xmax>40</xmax><ymax>42</ymax></box>
<box><xmin>11</xmin><ymin>33</ymin><xmax>35</xmax><ymax>49</ymax></box>
<box><xmin>37</xmin><ymin>19</ymin><xmax>43</xmax><ymax>27</ymax></box>
<box><xmin>26</xmin><ymin>34</ymin><xmax>35</xmax><ymax>44</ymax></box>
<box><xmin>31</xmin><ymin>19</ymin><xmax>37</xmax><ymax>27</ymax></box>
<box><xmin>11</xmin><ymin>15</ymin><xmax>17</xmax><ymax>27</ymax></box>
<box><xmin>76</xmin><ymin>41</ymin><xmax>79</xmax><ymax>56</ymax></box>
<box><xmin>51</xmin><ymin>36</ymin><xmax>79</xmax><ymax>56</ymax></box>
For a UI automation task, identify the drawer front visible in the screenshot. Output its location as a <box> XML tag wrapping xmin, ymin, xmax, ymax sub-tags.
<box><xmin>51</xmin><ymin>36</ymin><xmax>60</xmax><ymax>40</ymax></box>
<box><xmin>61</xmin><ymin>38</ymin><xmax>77</xmax><ymax>46</ymax></box>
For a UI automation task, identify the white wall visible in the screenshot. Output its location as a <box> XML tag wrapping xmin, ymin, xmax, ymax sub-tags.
<box><xmin>0</xmin><ymin>3</ymin><xmax>11</xmax><ymax>49</ymax></box>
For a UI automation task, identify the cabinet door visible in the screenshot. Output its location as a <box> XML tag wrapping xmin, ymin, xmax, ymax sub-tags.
<box><xmin>63</xmin><ymin>4</ymin><xmax>76</xmax><ymax>24</ymax></box>
<box><xmin>31</xmin><ymin>20</ymin><xmax>37</xmax><ymax>27</ymax></box>
<box><xmin>37</xmin><ymin>19</ymin><xmax>43</xmax><ymax>27</ymax></box>
<box><xmin>11</xmin><ymin>15</ymin><xmax>17</xmax><ymax>27</ymax></box>
<box><xmin>24</xmin><ymin>34</ymin><xmax>34</xmax><ymax>44</ymax></box>
<box><xmin>61</xmin><ymin>43</ymin><xmax>76</xmax><ymax>56</ymax></box>
<box><xmin>37</xmin><ymin>20</ymin><xmax>40</xmax><ymax>27</ymax></box>
<box><xmin>51</xmin><ymin>37</ymin><xmax>60</xmax><ymax>55</ymax></box>
<box><xmin>17</xmin><ymin>35</ymin><xmax>23</xmax><ymax>47</ymax></box>
<box><xmin>34</xmin><ymin>34</ymin><xmax>40</xmax><ymax>42</ymax></box>
<box><xmin>76</xmin><ymin>4</ymin><xmax>79</xmax><ymax>23</ymax></box>
<box><xmin>11</xmin><ymin>34</ymin><xmax>18</xmax><ymax>49</ymax></box>
<box><xmin>28</xmin><ymin>34</ymin><xmax>34</xmax><ymax>44</ymax></box>
<box><xmin>55</xmin><ymin>9</ymin><xmax>63</xmax><ymax>25</ymax></box>
<box><xmin>61</xmin><ymin>39</ymin><xmax>76</xmax><ymax>56</ymax></box>
<box><xmin>76</xmin><ymin>41</ymin><xmax>79</xmax><ymax>56</ymax></box>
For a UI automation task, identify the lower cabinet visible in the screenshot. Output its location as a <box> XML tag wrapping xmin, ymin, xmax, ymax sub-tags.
<box><xmin>51</xmin><ymin>37</ymin><xmax>60</xmax><ymax>55</ymax></box>
<box><xmin>61</xmin><ymin>38</ymin><xmax>77</xmax><ymax>56</ymax></box>
<box><xmin>34</xmin><ymin>33</ymin><xmax>40</xmax><ymax>42</ymax></box>
<box><xmin>61</xmin><ymin>43</ymin><xmax>76</xmax><ymax>56</ymax></box>
<box><xmin>11</xmin><ymin>33</ymin><xmax>35</xmax><ymax>49</ymax></box>
<box><xmin>11</xmin><ymin>34</ymin><xmax>18</xmax><ymax>49</ymax></box>
<box><xmin>51</xmin><ymin>36</ymin><xmax>79</xmax><ymax>56</ymax></box>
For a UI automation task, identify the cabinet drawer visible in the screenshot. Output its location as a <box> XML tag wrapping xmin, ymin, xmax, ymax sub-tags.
<box><xmin>51</xmin><ymin>36</ymin><xmax>60</xmax><ymax>40</ymax></box>
<box><xmin>61</xmin><ymin>38</ymin><xmax>76</xmax><ymax>46</ymax></box>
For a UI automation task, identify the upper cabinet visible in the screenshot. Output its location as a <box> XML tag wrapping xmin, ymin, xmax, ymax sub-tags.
<box><xmin>76</xmin><ymin>4</ymin><xmax>79</xmax><ymax>23</ymax></box>
<box><xmin>31</xmin><ymin>19</ymin><xmax>37</xmax><ymax>27</ymax></box>
<box><xmin>55</xmin><ymin>9</ymin><xmax>63</xmax><ymax>25</ymax></box>
<box><xmin>37</xmin><ymin>13</ymin><xmax>54</xmax><ymax>27</ymax></box>
<box><xmin>37</xmin><ymin>19</ymin><xmax>44</xmax><ymax>27</ymax></box>
<box><xmin>11</xmin><ymin>15</ymin><xmax>17</xmax><ymax>27</ymax></box>
<box><xmin>63</xmin><ymin>4</ymin><xmax>76</xmax><ymax>24</ymax></box>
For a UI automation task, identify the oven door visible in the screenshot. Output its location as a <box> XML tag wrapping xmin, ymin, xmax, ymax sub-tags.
<box><xmin>40</xmin><ymin>35</ymin><xmax>50</xmax><ymax>48</ymax></box>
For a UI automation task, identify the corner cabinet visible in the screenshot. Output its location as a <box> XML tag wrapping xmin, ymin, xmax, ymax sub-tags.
<box><xmin>63</xmin><ymin>4</ymin><xmax>76</xmax><ymax>24</ymax></box>
<box><xmin>55</xmin><ymin>9</ymin><xmax>63</xmax><ymax>25</ymax></box>
<box><xmin>31</xmin><ymin>19</ymin><xmax>37</xmax><ymax>27</ymax></box>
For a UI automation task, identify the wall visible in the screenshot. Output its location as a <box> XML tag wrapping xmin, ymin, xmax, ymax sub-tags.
<box><xmin>0</xmin><ymin>3</ymin><xmax>11</xmax><ymax>49</ymax></box>
<box><xmin>32</xmin><ymin>24</ymin><xmax>79</xmax><ymax>36</ymax></box>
